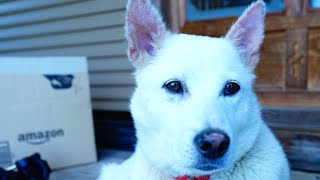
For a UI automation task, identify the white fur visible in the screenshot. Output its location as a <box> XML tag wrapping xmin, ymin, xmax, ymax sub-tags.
<box><xmin>99</xmin><ymin>1</ymin><xmax>290</xmax><ymax>179</ymax></box>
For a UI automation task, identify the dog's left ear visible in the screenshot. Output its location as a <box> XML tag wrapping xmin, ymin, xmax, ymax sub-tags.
<box><xmin>125</xmin><ymin>0</ymin><xmax>168</xmax><ymax>67</ymax></box>
<box><xmin>226</xmin><ymin>1</ymin><xmax>266</xmax><ymax>71</ymax></box>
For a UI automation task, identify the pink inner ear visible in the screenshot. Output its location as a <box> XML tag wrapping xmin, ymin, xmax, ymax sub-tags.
<box><xmin>126</xmin><ymin>0</ymin><xmax>166</xmax><ymax>62</ymax></box>
<box><xmin>129</xmin><ymin>47</ymin><xmax>139</xmax><ymax>61</ymax></box>
<box><xmin>226</xmin><ymin>1</ymin><xmax>265</xmax><ymax>69</ymax></box>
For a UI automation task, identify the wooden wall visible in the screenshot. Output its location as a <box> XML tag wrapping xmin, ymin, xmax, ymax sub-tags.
<box><xmin>0</xmin><ymin>0</ymin><xmax>134</xmax><ymax>111</ymax></box>
<box><xmin>179</xmin><ymin>1</ymin><xmax>320</xmax><ymax>107</ymax></box>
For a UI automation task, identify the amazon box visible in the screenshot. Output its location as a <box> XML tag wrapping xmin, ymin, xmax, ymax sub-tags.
<box><xmin>0</xmin><ymin>57</ymin><xmax>97</xmax><ymax>169</ymax></box>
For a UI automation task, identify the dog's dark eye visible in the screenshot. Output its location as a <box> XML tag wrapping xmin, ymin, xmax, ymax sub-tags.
<box><xmin>164</xmin><ymin>80</ymin><xmax>183</xmax><ymax>94</ymax></box>
<box><xmin>223</xmin><ymin>81</ymin><xmax>240</xmax><ymax>96</ymax></box>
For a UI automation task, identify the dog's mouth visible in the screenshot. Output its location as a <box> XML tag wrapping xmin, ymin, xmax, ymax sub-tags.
<box><xmin>167</xmin><ymin>163</ymin><xmax>219</xmax><ymax>178</ymax></box>
<box><xmin>165</xmin><ymin>160</ymin><xmax>226</xmax><ymax>180</ymax></box>
<box><xmin>190</xmin><ymin>155</ymin><xmax>229</xmax><ymax>173</ymax></box>
<box><xmin>171</xmin><ymin>167</ymin><xmax>217</xmax><ymax>180</ymax></box>
<box><xmin>194</xmin><ymin>164</ymin><xmax>219</xmax><ymax>171</ymax></box>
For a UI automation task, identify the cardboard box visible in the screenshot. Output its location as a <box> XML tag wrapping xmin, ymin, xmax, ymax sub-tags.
<box><xmin>0</xmin><ymin>57</ymin><xmax>97</xmax><ymax>169</ymax></box>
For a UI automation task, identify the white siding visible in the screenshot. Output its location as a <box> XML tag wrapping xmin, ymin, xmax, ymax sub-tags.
<box><xmin>0</xmin><ymin>0</ymin><xmax>134</xmax><ymax>111</ymax></box>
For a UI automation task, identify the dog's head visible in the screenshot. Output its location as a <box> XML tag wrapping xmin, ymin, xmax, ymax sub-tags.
<box><xmin>126</xmin><ymin>0</ymin><xmax>265</xmax><ymax>177</ymax></box>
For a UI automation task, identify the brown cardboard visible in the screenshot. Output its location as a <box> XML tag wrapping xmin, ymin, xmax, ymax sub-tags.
<box><xmin>0</xmin><ymin>57</ymin><xmax>97</xmax><ymax>169</ymax></box>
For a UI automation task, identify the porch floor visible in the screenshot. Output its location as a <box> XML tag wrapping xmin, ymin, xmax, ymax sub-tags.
<box><xmin>51</xmin><ymin>149</ymin><xmax>320</xmax><ymax>180</ymax></box>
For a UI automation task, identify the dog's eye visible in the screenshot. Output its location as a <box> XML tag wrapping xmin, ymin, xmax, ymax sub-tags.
<box><xmin>223</xmin><ymin>81</ymin><xmax>240</xmax><ymax>96</ymax></box>
<box><xmin>164</xmin><ymin>80</ymin><xmax>183</xmax><ymax>94</ymax></box>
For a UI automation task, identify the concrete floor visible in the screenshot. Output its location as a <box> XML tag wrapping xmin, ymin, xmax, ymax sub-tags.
<box><xmin>51</xmin><ymin>149</ymin><xmax>320</xmax><ymax>180</ymax></box>
<box><xmin>51</xmin><ymin>149</ymin><xmax>131</xmax><ymax>180</ymax></box>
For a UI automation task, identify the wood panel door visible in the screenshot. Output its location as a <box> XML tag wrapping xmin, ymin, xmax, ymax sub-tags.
<box><xmin>163</xmin><ymin>0</ymin><xmax>320</xmax><ymax>172</ymax></box>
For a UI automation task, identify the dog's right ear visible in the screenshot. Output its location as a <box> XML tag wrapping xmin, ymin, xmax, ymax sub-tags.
<box><xmin>125</xmin><ymin>0</ymin><xmax>167</xmax><ymax>67</ymax></box>
<box><xmin>225</xmin><ymin>1</ymin><xmax>265</xmax><ymax>71</ymax></box>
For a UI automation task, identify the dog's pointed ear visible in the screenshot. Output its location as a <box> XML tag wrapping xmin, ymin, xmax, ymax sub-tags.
<box><xmin>225</xmin><ymin>1</ymin><xmax>266</xmax><ymax>71</ymax></box>
<box><xmin>125</xmin><ymin>0</ymin><xmax>167</xmax><ymax>67</ymax></box>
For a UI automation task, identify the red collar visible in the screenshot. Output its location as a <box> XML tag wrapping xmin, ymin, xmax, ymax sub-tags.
<box><xmin>175</xmin><ymin>175</ymin><xmax>211</xmax><ymax>180</ymax></box>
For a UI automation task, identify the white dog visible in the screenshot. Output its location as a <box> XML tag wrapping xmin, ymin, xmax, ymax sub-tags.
<box><xmin>99</xmin><ymin>0</ymin><xmax>290</xmax><ymax>179</ymax></box>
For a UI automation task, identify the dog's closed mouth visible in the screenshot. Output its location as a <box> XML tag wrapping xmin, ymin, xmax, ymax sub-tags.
<box><xmin>194</xmin><ymin>164</ymin><xmax>219</xmax><ymax>171</ymax></box>
<box><xmin>193</xmin><ymin>155</ymin><xmax>227</xmax><ymax>172</ymax></box>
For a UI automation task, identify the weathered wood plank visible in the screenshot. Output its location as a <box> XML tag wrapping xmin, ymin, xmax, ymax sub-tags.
<box><xmin>257</xmin><ymin>92</ymin><xmax>320</xmax><ymax>107</ymax></box>
<box><xmin>286</xmin><ymin>28</ymin><xmax>307</xmax><ymax>89</ymax></box>
<box><xmin>255</xmin><ymin>31</ymin><xmax>286</xmax><ymax>90</ymax></box>
<box><xmin>285</xmin><ymin>0</ymin><xmax>304</xmax><ymax>17</ymax></box>
<box><xmin>181</xmin><ymin>15</ymin><xmax>320</xmax><ymax>36</ymax></box>
<box><xmin>308</xmin><ymin>28</ymin><xmax>320</xmax><ymax>90</ymax></box>
<box><xmin>273</xmin><ymin>129</ymin><xmax>320</xmax><ymax>172</ymax></box>
<box><xmin>263</xmin><ymin>107</ymin><xmax>320</xmax><ymax>132</ymax></box>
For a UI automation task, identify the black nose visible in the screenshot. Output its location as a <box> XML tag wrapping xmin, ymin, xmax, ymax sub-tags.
<box><xmin>194</xmin><ymin>129</ymin><xmax>230</xmax><ymax>159</ymax></box>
